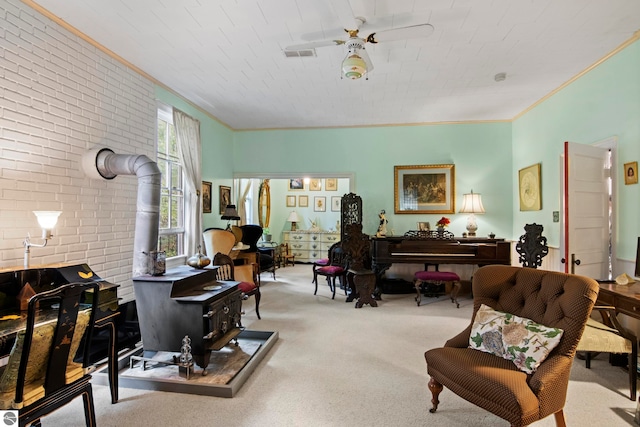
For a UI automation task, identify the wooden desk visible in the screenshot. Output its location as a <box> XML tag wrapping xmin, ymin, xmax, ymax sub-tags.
<box><xmin>596</xmin><ymin>281</ymin><xmax>640</xmax><ymax>320</ymax></box>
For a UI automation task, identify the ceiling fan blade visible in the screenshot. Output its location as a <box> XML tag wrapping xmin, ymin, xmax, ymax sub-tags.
<box><xmin>366</xmin><ymin>23</ymin><xmax>434</xmax><ymax>44</ymax></box>
<box><xmin>284</xmin><ymin>39</ymin><xmax>345</xmax><ymax>51</ymax></box>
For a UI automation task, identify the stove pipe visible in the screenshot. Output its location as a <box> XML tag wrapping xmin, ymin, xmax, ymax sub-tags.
<box><xmin>82</xmin><ymin>148</ymin><xmax>161</xmax><ymax>277</ymax></box>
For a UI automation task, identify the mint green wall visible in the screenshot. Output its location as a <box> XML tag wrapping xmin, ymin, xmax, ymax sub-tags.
<box><xmin>154</xmin><ymin>86</ymin><xmax>235</xmax><ymax>230</ymax></box>
<box><xmin>512</xmin><ymin>39</ymin><xmax>640</xmax><ymax>258</ymax></box>
<box><xmin>233</xmin><ymin>123</ymin><xmax>513</xmax><ymax>237</ymax></box>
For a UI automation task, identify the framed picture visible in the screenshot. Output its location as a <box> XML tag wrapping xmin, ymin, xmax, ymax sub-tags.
<box><xmin>286</xmin><ymin>195</ymin><xmax>296</xmax><ymax>207</ymax></box>
<box><xmin>314</xmin><ymin>196</ymin><xmax>326</xmax><ymax>212</ymax></box>
<box><xmin>218</xmin><ymin>185</ymin><xmax>230</xmax><ymax>214</ymax></box>
<box><xmin>202</xmin><ymin>181</ymin><xmax>212</xmax><ymax>213</ymax></box>
<box><xmin>331</xmin><ymin>196</ymin><xmax>341</xmax><ymax>212</ymax></box>
<box><xmin>624</xmin><ymin>161</ymin><xmax>638</xmax><ymax>185</ymax></box>
<box><xmin>289</xmin><ymin>178</ymin><xmax>304</xmax><ymax>190</ymax></box>
<box><xmin>325</xmin><ymin>178</ymin><xmax>338</xmax><ymax>191</ymax></box>
<box><xmin>309</xmin><ymin>179</ymin><xmax>322</xmax><ymax>191</ymax></box>
<box><xmin>299</xmin><ymin>195</ymin><xmax>309</xmax><ymax>207</ymax></box>
<box><xmin>417</xmin><ymin>221</ymin><xmax>430</xmax><ymax>231</ymax></box>
<box><xmin>518</xmin><ymin>163</ymin><xmax>542</xmax><ymax>211</ymax></box>
<box><xmin>394</xmin><ymin>164</ymin><xmax>455</xmax><ymax>214</ymax></box>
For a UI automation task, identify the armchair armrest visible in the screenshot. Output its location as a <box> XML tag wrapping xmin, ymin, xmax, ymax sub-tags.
<box><xmin>528</xmin><ymin>353</ymin><xmax>573</xmax><ymax>414</ymax></box>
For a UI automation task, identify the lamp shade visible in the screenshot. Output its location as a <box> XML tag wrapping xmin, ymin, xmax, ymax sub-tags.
<box><xmin>221</xmin><ymin>205</ymin><xmax>240</xmax><ymax>220</ymax></box>
<box><xmin>459</xmin><ymin>191</ymin><xmax>485</xmax><ymax>214</ymax></box>
<box><xmin>33</xmin><ymin>211</ymin><xmax>61</xmax><ymax>229</ymax></box>
<box><xmin>342</xmin><ymin>54</ymin><xmax>367</xmax><ymax>79</ymax></box>
<box><xmin>287</xmin><ymin>211</ymin><xmax>300</xmax><ymax>223</ymax></box>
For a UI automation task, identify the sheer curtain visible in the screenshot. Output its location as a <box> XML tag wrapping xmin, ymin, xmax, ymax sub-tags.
<box><xmin>173</xmin><ymin>108</ymin><xmax>201</xmax><ymax>256</ymax></box>
<box><xmin>237</xmin><ymin>180</ymin><xmax>252</xmax><ymax>225</ymax></box>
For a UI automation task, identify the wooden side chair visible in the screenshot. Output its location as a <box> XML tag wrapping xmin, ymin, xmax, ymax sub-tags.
<box><xmin>516</xmin><ymin>223</ymin><xmax>637</xmax><ymax>400</ymax></box>
<box><xmin>0</xmin><ymin>282</ymin><xmax>100</xmax><ymax>427</ymax></box>
<box><xmin>313</xmin><ymin>242</ymin><xmax>348</xmax><ymax>299</ymax></box>
<box><xmin>280</xmin><ymin>243</ymin><xmax>295</xmax><ymax>267</ymax></box>
<box><xmin>213</xmin><ymin>252</ymin><xmax>261</xmax><ymax>319</ymax></box>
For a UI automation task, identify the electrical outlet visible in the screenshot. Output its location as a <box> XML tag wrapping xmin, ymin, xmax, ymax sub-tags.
<box><xmin>553</xmin><ymin>211</ymin><xmax>559</xmax><ymax>222</ymax></box>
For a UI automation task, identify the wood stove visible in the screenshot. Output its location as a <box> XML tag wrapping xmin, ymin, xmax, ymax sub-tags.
<box><xmin>132</xmin><ymin>265</ymin><xmax>243</xmax><ymax>370</ymax></box>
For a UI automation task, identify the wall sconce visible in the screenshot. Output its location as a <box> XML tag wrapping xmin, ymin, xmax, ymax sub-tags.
<box><xmin>23</xmin><ymin>211</ymin><xmax>62</xmax><ymax>268</ymax></box>
<box><xmin>459</xmin><ymin>190</ymin><xmax>485</xmax><ymax>237</ymax></box>
<box><xmin>287</xmin><ymin>211</ymin><xmax>301</xmax><ymax>231</ymax></box>
<box><xmin>221</xmin><ymin>205</ymin><xmax>240</xmax><ymax>230</ymax></box>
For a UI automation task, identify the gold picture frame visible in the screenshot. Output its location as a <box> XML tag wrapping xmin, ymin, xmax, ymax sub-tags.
<box><xmin>624</xmin><ymin>161</ymin><xmax>638</xmax><ymax>185</ymax></box>
<box><xmin>286</xmin><ymin>195</ymin><xmax>296</xmax><ymax>207</ymax></box>
<box><xmin>394</xmin><ymin>164</ymin><xmax>455</xmax><ymax>214</ymax></box>
<box><xmin>289</xmin><ymin>178</ymin><xmax>304</xmax><ymax>190</ymax></box>
<box><xmin>309</xmin><ymin>179</ymin><xmax>322</xmax><ymax>191</ymax></box>
<box><xmin>325</xmin><ymin>178</ymin><xmax>338</xmax><ymax>191</ymax></box>
<box><xmin>314</xmin><ymin>196</ymin><xmax>326</xmax><ymax>212</ymax></box>
<box><xmin>518</xmin><ymin>163</ymin><xmax>542</xmax><ymax>211</ymax></box>
<box><xmin>299</xmin><ymin>195</ymin><xmax>309</xmax><ymax>207</ymax></box>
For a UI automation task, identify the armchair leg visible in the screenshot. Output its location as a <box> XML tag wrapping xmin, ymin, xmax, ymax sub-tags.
<box><xmin>428</xmin><ymin>377</ymin><xmax>443</xmax><ymax>413</ymax></box>
<box><xmin>553</xmin><ymin>410</ymin><xmax>567</xmax><ymax>427</ymax></box>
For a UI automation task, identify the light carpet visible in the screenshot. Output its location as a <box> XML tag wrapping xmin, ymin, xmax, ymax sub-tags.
<box><xmin>46</xmin><ymin>264</ymin><xmax>637</xmax><ymax>426</ymax></box>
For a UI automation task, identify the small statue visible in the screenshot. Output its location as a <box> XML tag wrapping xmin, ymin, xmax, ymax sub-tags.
<box><xmin>376</xmin><ymin>210</ymin><xmax>388</xmax><ymax>237</ymax></box>
<box><xmin>309</xmin><ymin>218</ymin><xmax>320</xmax><ymax>232</ymax></box>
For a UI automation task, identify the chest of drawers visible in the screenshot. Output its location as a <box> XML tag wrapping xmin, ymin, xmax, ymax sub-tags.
<box><xmin>282</xmin><ymin>231</ymin><xmax>340</xmax><ymax>262</ymax></box>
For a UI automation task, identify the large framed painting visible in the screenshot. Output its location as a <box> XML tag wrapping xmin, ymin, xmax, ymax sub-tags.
<box><xmin>394</xmin><ymin>164</ymin><xmax>455</xmax><ymax>214</ymax></box>
<box><xmin>518</xmin><ymin>163</ymin><xmax>541</xmax><ymax>211</ymax></box>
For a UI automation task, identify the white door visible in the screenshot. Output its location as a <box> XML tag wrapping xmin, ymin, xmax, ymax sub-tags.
<box><xmin>561</xmin><ymin>141</ymin><xmax>610</xmax><ymax>278</ymax></box>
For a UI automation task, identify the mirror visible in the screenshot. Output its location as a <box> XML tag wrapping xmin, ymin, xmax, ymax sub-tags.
<box><xmin>258</xmin><ymin>179</ymin><xmax>271</xmax><ymax>228</ymax></box>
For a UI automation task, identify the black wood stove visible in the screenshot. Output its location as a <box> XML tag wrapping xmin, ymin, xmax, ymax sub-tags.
<box><xmin>132</xmin><ymin>265</ymin><xmax>243</xmax><ymax>370</ymax></box>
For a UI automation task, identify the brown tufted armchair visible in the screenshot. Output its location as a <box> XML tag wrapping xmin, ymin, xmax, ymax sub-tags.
<box><xmin>424</xmin><ymin>265</ymin><xmax>598</xmax><ymax>427</ymax></box>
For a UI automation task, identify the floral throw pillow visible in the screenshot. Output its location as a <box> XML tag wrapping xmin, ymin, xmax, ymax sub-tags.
<box><xmin>469</xmin><ymin>304</ymin><xmax>564</xmax><ymax>374</ymax></box>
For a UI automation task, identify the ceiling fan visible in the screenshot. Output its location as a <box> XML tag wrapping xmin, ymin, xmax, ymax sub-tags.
<box><xmin>284</xmin><ymin>14</ymin><xmax>434</xmax><ymax>80</ymax></box>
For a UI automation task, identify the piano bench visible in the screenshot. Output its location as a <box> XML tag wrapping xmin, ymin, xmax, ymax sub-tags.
<box><xmin>414</xmin><ymin>271</ymin><xmax>461</xmax><ymax>308</ymax></box>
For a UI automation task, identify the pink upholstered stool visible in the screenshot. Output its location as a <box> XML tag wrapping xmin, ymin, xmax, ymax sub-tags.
<box><xmin>414</xmin><ymin>270</ymin><xmax>461</xmax><ymax>308</ymax></box>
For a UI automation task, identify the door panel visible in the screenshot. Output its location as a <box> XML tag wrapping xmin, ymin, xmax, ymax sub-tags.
<box><xmin>562</xmin><ymin>141</ymin><xmax>610</xmax><ymax>279</ymax></box>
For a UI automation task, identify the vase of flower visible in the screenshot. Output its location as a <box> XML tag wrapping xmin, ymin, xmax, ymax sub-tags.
<box><xmin>435</xmin><ymin>217</ymin><xmax>450</xmax><ymax>235</ymax></box>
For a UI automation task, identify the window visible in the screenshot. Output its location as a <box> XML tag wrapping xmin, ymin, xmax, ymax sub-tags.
<box><xmin>157</xmin><ymin>107</ymin><xmax>184</xmax><ymax>257</ymax></box>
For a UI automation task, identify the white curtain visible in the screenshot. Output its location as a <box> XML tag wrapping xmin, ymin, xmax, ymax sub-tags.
<box><xmin>237</xmin><ymin>180</ymin><xmax>252</xmax><ymax>225</ymax></box>
<box><xmin>173</xmin><ymin>108</ymin><xmax>202</xmax><ymax>256</ymax></box>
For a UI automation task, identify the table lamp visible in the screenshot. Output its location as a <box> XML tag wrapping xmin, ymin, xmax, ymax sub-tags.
<box><xmin>459</xmin><ymin>190</ymin><xmax>485</xmax><ymax>237</ymax></box>
<box><xmin>221</xmin><ymin>204</ymin><xmax>240</xmax><ymax>230</ymax></box>
<box><xmin>287</xmin><ymin>211</ymin><xmax>300</xmax><ymax>231</ymax></box>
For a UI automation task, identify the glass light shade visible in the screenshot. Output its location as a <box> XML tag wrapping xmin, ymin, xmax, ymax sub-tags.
<box><xmin>33</xmin><ymin>211</ymin><xmax>61</xmax><ymax>229</ymax></box>
<box><xmin>342</xmin><ymin>54</ymin><xmax>367</xmax><ymax>80</ymax></box>
<box><xmin>287</xmin><ymin>211</ymin><xmax>300</xmax><ymax>223</ymax></box>
<box><xmin>459</xmin><ymin>192</ymin><xmax>485</xmax><ymax>214</ymax></box>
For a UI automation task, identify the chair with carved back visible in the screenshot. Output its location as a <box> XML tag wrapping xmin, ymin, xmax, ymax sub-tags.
<box><xmin>313</xmin><ymin>242</ymin><xmax>348</xmax><ymax>299</ymax></box>
<box><xmin>409</xmin><ymin>230</ymin><xmax>461</xmax><ymax>308</ymax></box>
<box><xmin>213</xmin><ymin>252</ymin><xmax>261</xmax><ymax>319</ymax></box>
<box><xmin>0</xmin><ymin>282</ymin><xmax>100</xmax><ymax>427</ymax></box>
<box><xmin>517</xmin><ymin>223</ymin><xmax>637</xmax><ymax>400</ymax></box>
<box><xmin>425</xmin><ymin>265</ymin><xmax>598</xmax><ymax>427</ymax></box>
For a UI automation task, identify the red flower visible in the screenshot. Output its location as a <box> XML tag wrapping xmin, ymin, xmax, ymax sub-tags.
<box><xmin>436</xmin><ymin>217</ymin><xmax>450</xmax><ymax>228</ymax></box>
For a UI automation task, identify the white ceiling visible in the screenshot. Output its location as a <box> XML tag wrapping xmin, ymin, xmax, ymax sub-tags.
<box><xmin>30</xmin><ymin>0</ymin><xmax>640</xmax><ymax>130</ymax></box>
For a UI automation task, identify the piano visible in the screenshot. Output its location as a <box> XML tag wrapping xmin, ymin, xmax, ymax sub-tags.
<box><xmin>371</xmin><ymin>235</ymin><xmax>511</xmax><ymax>293</ymax></box>
<box><xmin>0</xmin><ymin>264</ymin><xmax>120</xmax><ymax>403</ymax></box>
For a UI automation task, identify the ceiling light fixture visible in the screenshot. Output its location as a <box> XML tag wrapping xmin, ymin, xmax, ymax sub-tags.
<box><xmin>342</xmin><ymin>52</ymin><xmax>367</xmax><ymax>80</ymax></box>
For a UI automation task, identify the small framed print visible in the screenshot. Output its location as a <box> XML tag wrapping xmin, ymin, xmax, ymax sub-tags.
<box><xmin>624</xmin><ymin>161</ymin><xmax>638</xmax><ymax>185</ymax></box>
<box><xmin>518</xmin><ymin>163</ymin><xmax>542</xmax><ymax>211</ymax></box>
<box><xmin>289</xmin><ymin>178</ymin><xmax>304</xmax><ymax>190</ymax></box>
<box><xmin>417</xmin><ymin>221</ymin><xmax>430</xmax><ymax>231</ymax></box>
<box><xmin>286</xmin><ymin>195</ymin><xmax>296</xmax><ymax>207</ymax></box>
<box><xmin>325</xmin><ymin>178</ymin><xmax>338</xmax><ymax>191</ymax></box>
<box><xmin>202</xmin><ymin>181</ymin><xmax>212</xmax><ymax>213</ymax></box>
<box><xmin>299</xmin><ymin>195</ymin><xmax>309</xmax><ymax>207</ymax></box>
<box><xmin>314</xmin><ymin>196</ymin><xmax>326</xmax><ymax>212</ymax></box>
<box><xmin>309</xmin><ymin>179</ymin><xmax>322</xmax><ymax>191</ymax></box>
<box><xmin>331</xmin><ymin>196</ymin><xmax>341</xmax><ymax>211</ymax></box>
<box><xmin>218</xmin><ymin>185</ymin><xmax>230</xmax><ymax>215</ymax></box>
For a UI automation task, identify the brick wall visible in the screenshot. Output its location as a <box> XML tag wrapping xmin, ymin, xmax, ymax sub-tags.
<box><xmin>0</xmin><ymin>0</ymin><xmax>157</xmax><ymax>301</ymax></box>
